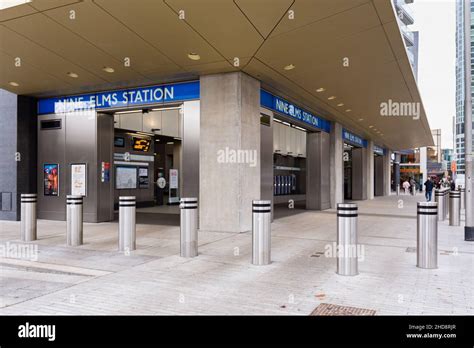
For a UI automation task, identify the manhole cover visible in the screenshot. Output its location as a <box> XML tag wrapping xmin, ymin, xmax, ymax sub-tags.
<box><xmin>406</xmin><ymin>247</ymin><xmax>416</xmax><ymax>253</ymax></box>
<box><xmin>310</xmin><ymin>303</ymin><xmax>376</xmax><ymax>316</ymax></box>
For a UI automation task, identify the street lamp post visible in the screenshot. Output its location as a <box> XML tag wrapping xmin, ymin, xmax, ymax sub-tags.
<box><xmin>464</xmin><ymin>0</ymin><xmax>474</xmax><ymax>240</ymax></box>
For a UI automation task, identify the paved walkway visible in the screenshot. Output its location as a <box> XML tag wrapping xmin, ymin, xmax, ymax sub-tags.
<box><xmin>0</xmin><ymin>194</ymin><xmax>472</xmax><ymax>315</ymax></box>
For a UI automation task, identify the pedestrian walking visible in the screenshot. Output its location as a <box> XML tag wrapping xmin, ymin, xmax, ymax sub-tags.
<box><xmin>424</xmin><ymin>177</ymin><xmax>434</xmax><ymax>202</ymax></box>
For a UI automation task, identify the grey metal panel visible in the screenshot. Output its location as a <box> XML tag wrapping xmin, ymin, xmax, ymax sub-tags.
<box><xmin>37</xmin><ymin>113</ymin><xmax>66</xmax><ymax>220</ymax></box>
<box><xmin>181</xmin><ymin>101</ymin><xmax>199</xmax><ymax>198</ymax></box>
<box><xmin>374</xmin><ymin>155</ymin><xmax>384</xmax><ymax>196</ymax></box>
<box><xmin>352</xmin><ymin>147</ymin><xmax>367</xmax><ymax>200</ymax></box>
<box><xmin>320</xmin><ymin>131</ymin><xmax>331</xmax><ymax>209</ymax></box>
<box><xmin>65</xmin><ymin>110</ymin><xmax>98</xmax><ymax>222</ymax></box>
<box><xmin>97</xmin><ymin>113</ymin><xmax>114</xmax><ymax>222</ymax></box>
<box><xmin>260</xmin><ymin>108</ymin><xmax>273</xmax><ymax>207</ymax></box>
<box><xmin>1</xmin><ymin>192</ymin><xmax>12</xmax><ymax>211</ymax></box>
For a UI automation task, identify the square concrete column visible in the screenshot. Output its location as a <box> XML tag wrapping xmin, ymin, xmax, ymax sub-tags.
<box><xmin>306</xmin><ymin>131</ymin><xmax>331</xmax><ymax>210</ymax></box>
<box><xmin>330</xmin><ymin>122</ymin><xmax>344</xmax><ymax>208</ymax></box>
<box><xmin>383</xmin><ymin>150</ymin><xmax>392</xmax><ymax>196</ymax></box>
<box><xmin>199</xmin><ymin>72</ymin><xmax>260</xmax><ymax>233</ymax></box>
<box><xmin>352</xmin><ymin>147</ymin><xmax>367</xmax><ymax>200</ymax></box>
<box><xmin>366</xmin><ymin>140</ymin><xmax>375</xmax><ymax>200</ymax></box>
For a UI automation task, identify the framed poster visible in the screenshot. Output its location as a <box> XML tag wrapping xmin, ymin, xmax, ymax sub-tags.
<box><xmin>138</xmin><ymin>167</ymin><xmax>149</xmax><ymax>189</ymax></box>
<box><xmin>116</xmin><ymin>166</ymin><xmax>137</xmax><ymax>189</ymax></box>
<box><xmin>71</xmin><ymin>163</ymin><xmax>87</xmax><ymax>196</ymax></box>
<box><xmin>43</xmin><ymin>163</ymin><xmax>59</xmax><ymax>196</ymax></box>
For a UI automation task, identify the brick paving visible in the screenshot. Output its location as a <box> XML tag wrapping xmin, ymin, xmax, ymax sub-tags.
<box><xmin>0</xmin><ymin>194</ymin><xmax>472</xmax><ymax>315</ymax></box>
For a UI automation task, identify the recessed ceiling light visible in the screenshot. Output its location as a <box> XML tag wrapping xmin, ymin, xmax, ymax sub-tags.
<box><xmin>187</xmin><ymin>53</ymin><xmax>201</xmax><ymax>61</ymax></box>
<box><xmin>167</xmin><ymin>142</ymin><xmax>174</xmax><ymax>145</ymax></box>
<box><xmin>316</xmin><ymin>87</ymin><xmax>325</xmax><ymax>93</ymax></box>
<box><xmin>345</xmin><ymin>109</ymin><xmax>351</xmax><ymax>112</ymax></box>
<box><xmin>327</xmin><ymin>96</ymin><xmax>336</xmax><ymax>100</ymax></box>
<box><xmin>337</xmin><ymin>103</ymin><xmax>344</xmax><ymax>107</ymax></box>
<box><xmin>369</xmin><ymin>125</ymin><xmax>374</xmax><ymax>128</ymax></box>
<box><xmin>0</xmin><ymin>0</ymin><xmax>31</xmax><ymax>11</ymax></box>
<box><xmin>8</xmin><ymin>81</ymin><xmax>19</xmax><ymax>87</ymax></box>
<box><xmin>284</xmin><ymin>64</ymin><xmax>295</xmax><ymax>71</ymax></box>
<box><xmin>102</xmin><ymin>66</ymin><xmax>115</xmax><ymax>73</ymax></box>
<box><xmin>67</xmin><ymin>72</ymin><xmax>79</xmax><ymax>78</ymax></box>
<box><xmin>358</xmin><ymin>118</ymin><xmax>364</xmax><ymax>122</ymax></box>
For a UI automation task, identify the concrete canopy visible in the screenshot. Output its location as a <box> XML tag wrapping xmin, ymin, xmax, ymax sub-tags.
<box><xmin>0</xmin><ymin>0</ymin><xmax>433</xmax><ymax>149</ymax></box>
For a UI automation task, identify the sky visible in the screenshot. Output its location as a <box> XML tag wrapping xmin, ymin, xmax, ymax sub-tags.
<box><xmin>411</xmin><ymin>0</ymin><xmax>456</xmax><ymax>149</ymax></box>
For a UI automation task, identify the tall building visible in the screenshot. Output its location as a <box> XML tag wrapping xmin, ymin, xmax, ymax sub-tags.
<box><xmin>455</xmin><ymin>0</ymin><xmax>474</xmax><ymax>175</ymax></box>
<box><xmin>394</xmin><ymin>0</ymin><xmax>419</xmax><ymax>78</ymax></box>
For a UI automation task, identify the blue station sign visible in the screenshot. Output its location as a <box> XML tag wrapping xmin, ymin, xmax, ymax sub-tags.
<box><xmin>260</xmin><ymin>90</ymin><xmax>331</xmax><ymax>133</ymax></box>
<box><xmin>374</xmin><ymin>145</ymin><xmax>385</xmax><ymax>156</ymax></box>
<box><xmin>342</xmin><ymin>129</ymin><xmax>367</xmax><ymax>148</ymax></box>
<box><xmin>38</xmin><ymin>80</ymin><xmax>200</xmax><ymax>115</ymax></box>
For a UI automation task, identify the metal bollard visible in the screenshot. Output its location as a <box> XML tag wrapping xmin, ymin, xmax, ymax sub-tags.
<box><xmin>66</xmin><ymin>195</ymin><xmax>83</xmax><ymax>246</ymax></box>
<box><xmin>459</xmin><ymin>187</ymin><xmax>465</xmax><ymax>211</ymax></box>
<box><xmin>396</xmin><ymin>184</ymin><xmax>400</xmax><ymax>196</ymax></box>
<box><xmin>417</xmin><ymin>202</ymin><xmax>438</xmax><ymax>269</ymax></box>
<box><xmin>444</xmin><ymin>188</ymin><xmax>449</xmax><ymax>219</ymax></box>
<box><xmin>336</xmin><ymin>203</ymin><xmax>358</xmax><ymax>276</ymax></box>
<box><xmin>180</xmin><ymin>198</ymin><xmax>198</xmax><ymax>258</ymax></box>
<box><xmin>119</xmin><ymin>196</ymin><xmax>136</xmax><ymax>252</ymax></box>
<box><xmin>20</xmin><ymin>194</ymin><xmax>37</xmax><ymax>242</ymax></box>
<box><xmin>434</xmin><ymin>189</ymin><xmax>445</xmax><ymax>221</ymax></box>
<box><xmin>449</xmin><ymin>191</ymin><xmax>461</xmax><ymax>226</ymax></box>
<box><xmin>252</xmin><ymin>200</ymin><xmax>271</xmax><ymax>265</ymax></box>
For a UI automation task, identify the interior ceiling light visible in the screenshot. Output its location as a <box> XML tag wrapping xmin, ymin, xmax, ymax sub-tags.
<box><xmin>327</xmin><ymin>96</ymin><xmax>336</xmax><ymax>100</ymax></box>
<box><xmin>8</xmin><ymin>81</ymin><xmax>19</xmax><ymax>87</ymax></box>
<box><xmin>187</xmin><ymin>53</ymin><xmax>201</xmax><ymax>61</ymax></box>
<box><xmin>369</xmin><ymin>125</ymin><xmax>374</xmax><ymax>128</ymax></box>
<box><xmin>283</xmin><ymin>64</ymin><xmax>295</xmax><ymax>71</ymax></box>
<box><xmin>0</xmin><ymin>0</ymin><xmax>31</xmax><ymax>11</ymax></box>
<box><xmin>358</xmin><ymin>118</ymin><xmax>364</xmax><ymax>122</ymax></box>
<box><xmin>345</xmin><ymin>109</ymin><xmax>351</xmax><ymax>112</ymax></box>
<box><xmin>102</xmin><ymin>66</ymin><xmax>115</xmax><ymax>73</ymax></box>
<box><xmin>337</xmin><ymin>103</ymin><xmax>344</xmax><ymax>107</ymax></box>
<box><xmin>67</xmin><ymin>72</ymin><xmax>78</xmax><ymax>78</ymax></box>
<box><xmin>316</xmin><ymin>87</ymin><xmax>325</xmax><ymax>93</ymax></box>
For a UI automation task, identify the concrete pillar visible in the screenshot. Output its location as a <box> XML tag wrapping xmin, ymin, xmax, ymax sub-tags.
<box><xmin>306</xmin><ymin>132</ymin><xmax>331</xmax><ymax>210</ymax></box>
<box><xmin>199</xmin><ymin>72</ymin><xmax>260</xmax><ymax>233</ymax></box>
<box><xmin>0</xmin><ymin>90</ymin><xmax>37</xmax><ymax>221</ymax></box>
<box><xmin>352</xmin><ymin>147</ymin><xmax>367</xmax><ymax>200</ymax></box>
<box><xmin>383</xmin><ymin>150</ymin><xmax>392</xmax><ymax>196</ymax></box>
<box><xmin>366</xmin><ymin>140</ymin><xmax>375</xmax><ymax>200</ymax></box>
<box><xmin>330</xmin><ymin>122</ymin><xmax>344</xmax><ymax>208</ymax></box>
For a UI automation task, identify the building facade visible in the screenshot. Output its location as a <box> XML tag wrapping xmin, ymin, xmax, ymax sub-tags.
<box><xmin>0</xmin><ymin>1</ymin><xmax>433</xmax><ymax>229</ymax></box>
<box><xmin>455</xmin><ymin>0</ymin><xmax>474</xmax><ymax>175</ymax></box>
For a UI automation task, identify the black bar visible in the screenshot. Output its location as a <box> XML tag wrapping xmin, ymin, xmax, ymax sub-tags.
<box><xmin>417</xmin><ymin>212</ymin><xmax>438</xmax><ymax>215</ymax></box>
<box><xmin>253</xmin><ymin>209</ymin><xmax>271</xmax><ymax>213</ymax></box>
<box><xmin>337</xmin><ymin>213</ymin><xmax>358</xmax><ymax>217</ymax></box>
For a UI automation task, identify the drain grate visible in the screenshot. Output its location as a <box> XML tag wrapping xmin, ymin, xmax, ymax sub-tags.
<box><xmin>310</xmin><ymin>303</ymin><xmax>376</xmax><ymax>316</ymax></box>
<box><xmin>405</xmin><ymin>247</ymin><xmax>416</xmax><ymax>253</ymax></box>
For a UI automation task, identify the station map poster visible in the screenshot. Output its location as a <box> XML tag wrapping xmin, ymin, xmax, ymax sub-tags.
<box><xmin>71</xmin><ymin>163</ymin><xmax>87</xmax><ymax>196</ymax></box>
<box><xmin>116</xmin><ymin>166</ymin><xmax>137</xmax><ymax>189</ymax></box>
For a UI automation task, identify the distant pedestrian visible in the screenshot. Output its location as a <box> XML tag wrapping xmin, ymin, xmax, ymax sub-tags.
<box><xmin>402</xmin><ymin>180</ymin><xmax>410</xmax><ymax>195</ymax></box>
<box><xmin>424</xmin><ymin>177</ymin><xmax>434</xmax><ymax>201</ymax></box>
<box><xmin>450</xmin><ymin>180</ymin><xmax>456</xmax><ymax>191</ymax></box>
<box><xmin>410</xmin><ymin>178</ymin><xmax>416</xmax><ymax>196</ymax></box>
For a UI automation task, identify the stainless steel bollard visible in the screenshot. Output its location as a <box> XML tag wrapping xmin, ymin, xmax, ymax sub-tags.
<box><xmin>444</xmin><ymin>188</ymin><xmax>449</xmax><ymax>219</ymax></box>
<box><xmin>119</xmin><ymin>196</ymin><xmax>136</xmax><ymax>252</ymax></box>
<box><xmin>66</xmin><ymin>195</ymin><xmax>83</xmax><ymax>246</ymax></box>
<box><xmin>396</xmin><ymin>184</ymin><xmax>400</xmax><ymax>196</ymax></box>
<box><xmin>336</xmin><ymin>203</ymin><xmax>358</xmax><ymax>276</ymax></box>
<box><xmin>20</xmin><ymin>194</ymin><xmax>37</xmax><ymax>242</ymax></box>
<box><xmin>252</xmin><ymin>200</ymin><xmax>271</xmax><ymax>265</ymax></box>
<box><xmin>435</xmin><ymin>189</ymin><xmax>445</xmax><ymax>221</ymax></box>
<box><xmin>449</xmin><ymin>191</ymin><xmax>461</xmax><ymax>226</ymax></box>
<box><xmin>180</xmin><ymin>198</ymin><xmax>198</xmax><ymax>258</ymax></box>
<box><xmin>417</xmin><ymin>202</ymin><xmax>438</xmax><ymax>269</ymax></box>
<box><xmin>459</xmin><ymin>187</ymin><xmax>465</xmax><ymax>211</ymax></box>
